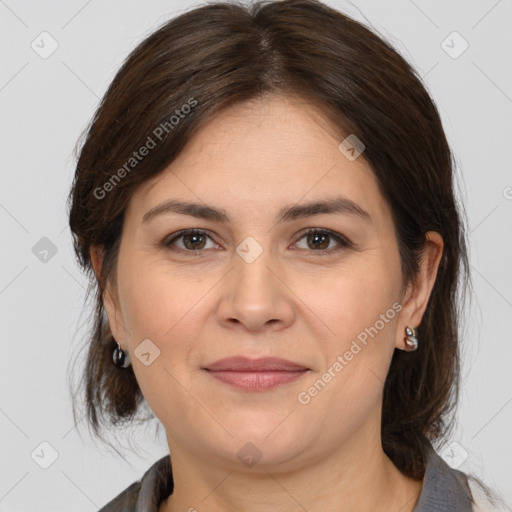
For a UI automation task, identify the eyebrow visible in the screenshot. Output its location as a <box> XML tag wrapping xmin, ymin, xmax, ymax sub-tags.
<box><xmin>142</xmin><ymin>196</ymin><xmax>372</xmax><ymax>224</ymax></box>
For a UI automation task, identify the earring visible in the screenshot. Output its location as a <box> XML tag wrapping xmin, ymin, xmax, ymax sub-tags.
<box><xmin>113</xmin><ymin>341</ymin><xmax>131</xmax><ymax>368</ymax></box>
<box><xmin>404</xmin><ymin>327</ymin><xmax>418</xmax><ymax>351</ymax></box>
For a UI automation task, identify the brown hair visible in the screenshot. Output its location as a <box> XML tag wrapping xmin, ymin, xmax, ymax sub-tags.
<box><xmin>68</xmin><ymin>0</ymin><xmax>469</xmax><ymax>481</ymax></box>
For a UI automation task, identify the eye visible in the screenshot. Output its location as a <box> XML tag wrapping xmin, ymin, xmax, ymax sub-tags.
<box><xmin>294</xmin><ymin>228</ymin><xmax>352</xmax><ymax>253</ymax></box>
<box><xmin>164</xmin><ymin>229</ymin><xmax>219</xmax><ymax>252</ymax></box>
<box><xmin>162</xmin><ymin>228</ymin><xmax>351</xmax><ymax>255</ymax></box>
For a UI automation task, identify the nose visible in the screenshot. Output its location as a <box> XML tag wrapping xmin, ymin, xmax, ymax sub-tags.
<box><xmin>217</xmin><ymin>250</ymin><xmax>296</xmax><ymax>332</ymax></box>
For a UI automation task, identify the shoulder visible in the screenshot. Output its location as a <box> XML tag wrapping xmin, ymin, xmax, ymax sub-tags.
<box><xmin>467</xmin><ymin>477</ymin><xmax>512</xmax><ymax>512</ymax></box>
<box><xmin>415</xmin><ymin>440</ymin><xmax>511</xmax><ymax>512</ymax></box>
<box><xmin>97</xmin><ymin>455</ymin><xmax>173</xmax><ymax>512</ymax></box>
<box><xmin>98</xmin><ymin>481</ymin><xmax>141</xmax><ymax>512</ymax></box>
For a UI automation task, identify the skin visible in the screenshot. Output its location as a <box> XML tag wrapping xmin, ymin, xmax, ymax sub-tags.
<box><xmin>92</xmin><ymin>95</ymin><xmax>443</xmax><ymax>512</ymax></box>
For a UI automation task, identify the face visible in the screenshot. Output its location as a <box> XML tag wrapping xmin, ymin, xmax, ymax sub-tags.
<box><xmin>103</xmin><ymin>95</ymin><xmax>419</xmax><ymax>471</ymax></box>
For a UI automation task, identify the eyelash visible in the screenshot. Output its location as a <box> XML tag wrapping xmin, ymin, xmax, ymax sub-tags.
<box><xmin>163</xmin><ymin>228</ymin><xmax>352</xmax><ymax>256</ymax></box>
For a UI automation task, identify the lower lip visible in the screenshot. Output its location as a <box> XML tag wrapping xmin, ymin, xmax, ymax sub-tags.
<box><xmin>206</xmin><ymin>370</ymin><xmax>308</xmax><ymax>391</ymax></box>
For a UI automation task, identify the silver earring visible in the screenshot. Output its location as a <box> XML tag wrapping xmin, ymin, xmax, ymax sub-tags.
<box><xmin>404</xmin><ymin>327</ymin><xmax>418</xmax><ymax>351</ymax></box>
<box><xmin>113</xmin><ymin>341</ymin><xmax>131</xmax><ymax>368</ymax></box>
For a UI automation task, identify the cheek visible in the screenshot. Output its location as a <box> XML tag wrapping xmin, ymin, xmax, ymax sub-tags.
<box><xmin>117</xmin><ymin>262</ymin><xmax>214</xmax><ymax>427</ymax></box>
<box><xmin>295</xmin><ymin>269</ymin><xmax>400</xmax><ymax>418</ymax></box>
<box><xmin>301</xmin><ymin>259</ymin><xmax>402</xmax><ymax>405</ymax></box>
<box><xmin>307</xmin><ymin>265</ymin><xmax>401</xmax><ymax>337</ymax></box>
<box><xmin>118</xmin><ymin>258</ymin><xmax>216</xmax><ymax>343</ymax></box>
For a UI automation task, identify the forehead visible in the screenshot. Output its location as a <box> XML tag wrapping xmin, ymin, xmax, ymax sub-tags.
<box><xmin>127</xmin><ymin>95</ymin><xmax>389</xmax><ymax>224</ymax></box>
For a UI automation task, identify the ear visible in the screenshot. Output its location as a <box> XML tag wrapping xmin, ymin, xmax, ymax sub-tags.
<box><xmin>90</xmin><ymin>246</ymin><xmax>128</xmax><ymax>347</ymax></box>
<box><xmin>396</xmin><ymin>231</ymin><xmax>444</xmax><ymax>349</ymax></box>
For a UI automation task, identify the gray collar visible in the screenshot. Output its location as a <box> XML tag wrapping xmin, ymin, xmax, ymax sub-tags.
<box><xmin>135</xmin><ymin>454</ymin><xmax>173</xmax><ymax>511</ymax></box>
<box><xmin>413</xmin><ymin>442</ymin><xmax>473</xmax><ymax>511</ymax></box>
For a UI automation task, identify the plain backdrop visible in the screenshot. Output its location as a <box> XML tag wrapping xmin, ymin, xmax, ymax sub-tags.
<box><xmin>1</xmin><ymin>0</ymin><xmax>511</xmax><ymax>510</ymax></box>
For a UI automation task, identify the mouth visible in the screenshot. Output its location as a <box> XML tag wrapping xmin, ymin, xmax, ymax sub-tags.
<box><xmin>202</xmin><ymin>356</ymin><xmax>310</xmax><ymax>391</ymax></box>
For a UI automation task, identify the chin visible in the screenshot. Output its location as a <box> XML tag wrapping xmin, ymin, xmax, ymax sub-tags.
<box><xmin>213</xmin><ymin>415</ymin><xmax>316</xmax><ymax>468</ymax></box>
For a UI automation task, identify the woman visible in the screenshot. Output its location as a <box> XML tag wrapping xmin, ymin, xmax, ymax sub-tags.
<box><xmin>68</xmin><ymin>0</ymin><xmax>510</xmax><ymax>510</ymax></box>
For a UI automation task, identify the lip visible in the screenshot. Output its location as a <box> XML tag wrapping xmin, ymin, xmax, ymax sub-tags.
<box><xmin>204</xmin><ymin>356</ymin><xmax>309</xmax><ymax>372</ymax></box>
<box><xmin>203</xmin><ymin>356</ymin><xmax>310</xmax><ymax>391</ymax></box>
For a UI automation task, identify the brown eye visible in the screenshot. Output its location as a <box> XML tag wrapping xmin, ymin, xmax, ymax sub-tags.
<box><xmin>182</xmin><ymin>233</ymin><xmax>207</xmax><ymax>250</ymax></box>
<box><xmin>294</xmin><ymin>229</ymin><xmax>352</xmax><ymax>253</ymax></box>
<box><xmin>306</xmin><ymin>232</ymin><xmax>330</xmax><ymax>250</ymax></box>
<box><xmin>164</xmin><ymin>230</ymin><xmax>217</xmax><ymax>252</ymax></box>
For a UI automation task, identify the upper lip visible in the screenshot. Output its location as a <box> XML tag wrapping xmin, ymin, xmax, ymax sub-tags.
<box><xmin>203</xmin><ymin>356</ymin><xmax>309</xmax><ymax>372</ymax></box>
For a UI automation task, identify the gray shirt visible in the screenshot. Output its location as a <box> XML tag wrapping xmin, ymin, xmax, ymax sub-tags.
<box><xmin>98</xmin><ymin>441</ymin><xmax>474</xmax><ymax>511</ymax></box>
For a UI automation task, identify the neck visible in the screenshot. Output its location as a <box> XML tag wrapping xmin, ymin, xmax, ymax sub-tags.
<box><xmin>159</xmin><ymin>427</ymin><xmax>423</xmax><ymax>512</ymax></box>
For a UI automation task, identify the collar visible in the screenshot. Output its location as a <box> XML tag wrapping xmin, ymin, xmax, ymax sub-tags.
<box><xmin>413</xmin><ymin>441</ymin><xmax>473</xmax><ymax>511</ymax></box>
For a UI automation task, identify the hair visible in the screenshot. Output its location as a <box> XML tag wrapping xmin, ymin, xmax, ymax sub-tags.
<box><xmin>69</xmin><ymin>0</ymin><xmax>470</xmax><ymax>486</ymax></box>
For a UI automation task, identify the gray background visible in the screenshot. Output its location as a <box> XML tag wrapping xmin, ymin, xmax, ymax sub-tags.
<box><xmin>1</xmin><ymin>0</ymin><xmax>511</xmax><ymax>510</ymax></box>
